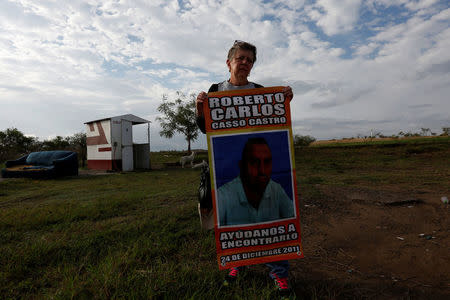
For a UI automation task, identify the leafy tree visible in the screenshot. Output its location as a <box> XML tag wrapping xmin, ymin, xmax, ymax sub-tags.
<box><xmin>371</xmin><ymin>131</ymin><xmax>378</xmax><ymax>138</ymax></box>
<box><xmin>293</xmin><ymin>134</ymin><xmax>316</xmax><ymax>147</ymax></box>
<box><xmin>0</xmin><ymin>128</ymin><xmax>39</xmax><ymax>162</ymax></box>
<box><xmin>442</xmin><ymin>127</ymin><xmax>450</xmax><ymax>136</ymax></box>
<box><xmin>156</xmin><ymin>92</ymin><xmax>199</xmax><ymax>152</ymax></box>
<box><xmin>403</xmin><ymin>131</ymin><xmax>421</xmax><ymax>137</ymax></box>
<box><xmin>41</xmin><ymin>136</ymin><xmax>70</xmax><ymax>150</ymax></box>
<box><xmin>420</xmin><ymin>128</ymin><xmax>430</xmax><ymax>136</ymax></box>
<box><xmin>0</xmin><ymin>128</ymin><xmax>88</xmax><ymax>166</ymax></box>
<box><xmin>67</xmin><ymin>132</ymin><xmax>87</xmax><ymax>167</ymax></box>
<box><xmin>40</xmin><ymin>133</ymin><xmax>87</xmax><ymax>166</ymax></box>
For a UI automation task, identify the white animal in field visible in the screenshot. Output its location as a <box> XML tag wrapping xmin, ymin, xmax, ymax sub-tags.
<box><xmin>180</xmin><ymin>151</ymin><xmax>195</xmax><ymax>168</ymax></box>
<box><xmin>192</xmin><ymin>160</ymin><xmax>208</xmax><ymax>169</ymax></box>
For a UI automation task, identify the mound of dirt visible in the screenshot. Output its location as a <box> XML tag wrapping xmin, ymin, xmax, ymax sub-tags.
<box><xmin>292</xmin><ymin>185</ymin><xmax>450</xmax><ymax>299</ymax></box>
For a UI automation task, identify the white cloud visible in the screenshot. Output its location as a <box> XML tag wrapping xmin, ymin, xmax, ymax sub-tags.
<box><xmin>0</xmin><ymin>0</ymin><xmax>448</xmax><ymax>148</ymax></box>
<box><xmin>309</xmin><ymin>0</ymin><xmax>363</xmax><ymax>36</ymax></box>
<box><xmin>354</xmin><ymin>42</ymin><xmax>379</xmax><ymax>56</ymax></box>
<box><xmin>405</xmin><ymin>0</ymin><xmax>439</xmax><ymax>11</ymax></box>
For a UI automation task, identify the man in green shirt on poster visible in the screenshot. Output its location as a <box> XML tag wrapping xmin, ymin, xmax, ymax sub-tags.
<box><xmin>218</xmin><ymin>137</ymin><xmax>294</xmax><ymax>226</ymax></box>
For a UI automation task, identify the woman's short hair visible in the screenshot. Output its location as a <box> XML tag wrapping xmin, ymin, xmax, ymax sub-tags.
<box><xmin>228</xmin><ymin>40</ymin><xmax>257</xmax><ymax>63</ymax></box>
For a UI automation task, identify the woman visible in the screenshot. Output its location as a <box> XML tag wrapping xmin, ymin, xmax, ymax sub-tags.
<box><xmin>196</xmin><ymin>40</ymin><xmax>293</xmax><ymax>132</ymax></box>
<box><xmin>195</xmin><ymin>40</ymin><xmax>294</xmax><ymax>295</ymax></box>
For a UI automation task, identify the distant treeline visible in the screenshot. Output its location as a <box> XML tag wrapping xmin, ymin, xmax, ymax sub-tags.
<box><xmin>356</xmin><ymin>127</ymin><xmax>450</xmax><ymax>139</ymax></box>
<box><xmin>2</xmin><ymin>127</ymin><xmax>449</xmax><ymax>164</ymax></box>
<box><xmin>0</xmin><ymin>128</ymin><xmax>87</xmax><ymax>166</ymax></box>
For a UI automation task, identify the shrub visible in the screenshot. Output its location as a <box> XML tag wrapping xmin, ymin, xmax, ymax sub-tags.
<box><xmin>293</xmin><ymin>134</ymin><xmax>316</xmax><ymax>147</ymax></box>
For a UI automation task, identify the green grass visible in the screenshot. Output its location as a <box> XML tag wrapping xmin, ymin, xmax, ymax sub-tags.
<box><xmin>0</xmin><ymin>169</ymin><xmax>285</xmax><ymax>299</ymax></box>
<box><xmin>296</xmin><ymin>137</ymin><xmax>449</xmax><ymax>190</ymax></box>
<box><xmin>1</xmin><ymin>138</ymin><xmax>449</xmax><ymax>299</ymax></box>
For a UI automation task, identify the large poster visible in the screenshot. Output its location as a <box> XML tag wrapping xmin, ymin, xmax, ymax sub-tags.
<box><xmin>204</xmin><ymin>86</ymin><xmax>303</xmax><ymax>269</ymax></box>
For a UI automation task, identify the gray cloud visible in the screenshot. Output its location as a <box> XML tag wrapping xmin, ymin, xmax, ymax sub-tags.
<box><xmin>416</xmin><ymin>60</ymin><xmax>450</xmax><ymax>79</ymax></box>
<box><xmin>0</xmin><ymin>84</ymin><xmax>36</xmax><ymax>93</ymax></box>
<box><xmin>0</xmin><ymin>0</ymin><xmax>448</xmax><ymax>149</ymax></box>
<box><xmin>408</xmin><ymin>104</ymin><xmax>433</xmax><ymax>109</ymax></box>
<box><xmin>311</xmin><ymin>87</ymin><xmax>374</xmax><ymax>109</ymax></box>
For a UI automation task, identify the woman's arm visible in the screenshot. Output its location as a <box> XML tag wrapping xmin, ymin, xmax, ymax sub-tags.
<box><xmin>196</xmin><ymin>91</ymin><xmax>208</xmax><ymax>134</ymax></box>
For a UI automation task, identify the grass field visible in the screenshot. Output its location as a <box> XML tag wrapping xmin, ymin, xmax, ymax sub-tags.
<box><xmin>1</xmin><ymin>136</ymin><xmax>449</xmax><ymax>299</ymax></box>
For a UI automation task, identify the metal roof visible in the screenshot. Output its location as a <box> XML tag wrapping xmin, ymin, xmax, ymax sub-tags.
<box><xmin>85</xmin><ymin>114</ymin><xmax>151</xmax><ymax>125</ymax></box>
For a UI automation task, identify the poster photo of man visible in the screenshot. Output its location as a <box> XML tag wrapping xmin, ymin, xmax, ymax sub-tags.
<box><xmin>210</xmin><ymin>130</ymin><xmax>296</xmax><ymax>227</ymax></box>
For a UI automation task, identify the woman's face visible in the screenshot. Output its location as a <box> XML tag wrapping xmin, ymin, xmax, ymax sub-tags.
<box><xmin>227</xmin><ymin>49</ymin><xmax>254</xmax><ymax>79</ymax></box>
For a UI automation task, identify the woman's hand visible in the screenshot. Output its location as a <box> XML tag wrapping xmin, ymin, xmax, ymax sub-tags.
<box><xmin>196</xmin><ymin>91</ymin><xmax>207</xmax><ymax>117</ymax></box>
<box><xmin>283</xmin><ymin>86</ymin><xmax>293</xmax><ymax>102</ymax></box>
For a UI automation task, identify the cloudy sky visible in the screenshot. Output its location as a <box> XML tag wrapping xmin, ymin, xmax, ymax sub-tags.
<box><xmin>1</xmin><ymin>0</ymin><xmax>449</xmax><ymax>151</ymax></box>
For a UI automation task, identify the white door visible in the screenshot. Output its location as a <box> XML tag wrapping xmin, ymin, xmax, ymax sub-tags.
<box><xmin>121</xmin><ymin>120</ymin><xmax>133</xmax><ymax>171</ymax></box>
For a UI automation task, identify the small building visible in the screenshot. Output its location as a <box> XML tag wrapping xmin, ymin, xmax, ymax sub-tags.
<box><xmin>85</xmin><ymin>114</ymin><xmax>151</xmax><ymax>171</ymax></box>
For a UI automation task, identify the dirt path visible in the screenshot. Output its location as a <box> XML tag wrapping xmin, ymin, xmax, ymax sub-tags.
<box><xmin>291</xmin><ymin>185</ymin><xmax>450</xmax><ymax>298</ymax></box>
